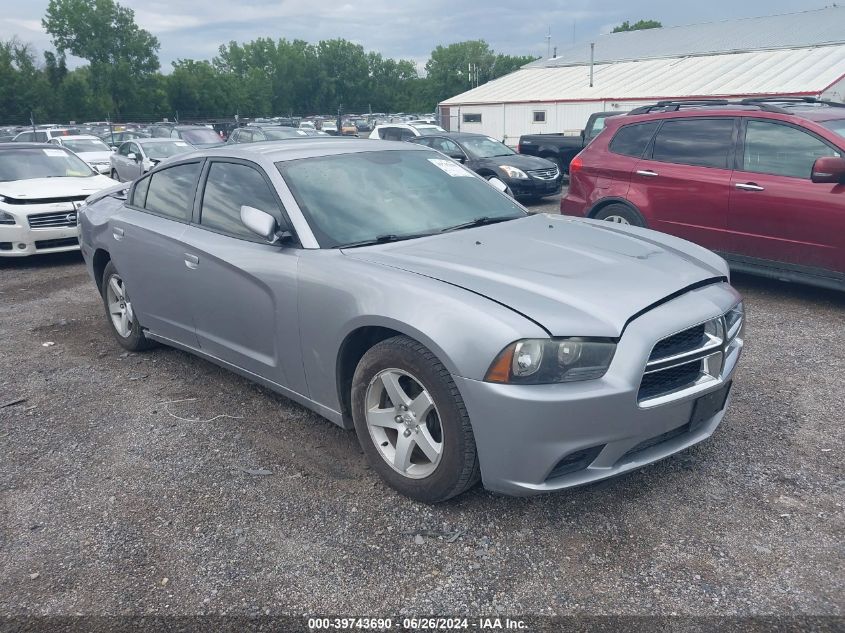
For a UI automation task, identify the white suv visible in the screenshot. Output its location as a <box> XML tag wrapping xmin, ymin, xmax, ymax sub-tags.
<box><xmin>368</xmin><ymin>123</ymin><xmax>446</xmax><ymax>141</ymax></box>
<box><xmin>13</xmin><ymin>128</ymin><xmax>80</xmax><ymax>143</ymax></box>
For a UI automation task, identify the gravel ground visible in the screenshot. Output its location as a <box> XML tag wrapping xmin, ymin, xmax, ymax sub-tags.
<box><xmin>0</xmin><ymin>219</ymin><xmax>843</xmax><ymax>619</ymax></box>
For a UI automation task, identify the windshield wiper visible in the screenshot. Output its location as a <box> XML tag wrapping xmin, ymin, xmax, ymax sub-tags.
<box><xmin>338</xmin><ymin>232</ymin><xmax>432</xmax><ymax>249</ymax></box>
<box><xmin>440</xmin><ymin>216</ymin><xmax>518</xmax><ymax>233</ymax></box>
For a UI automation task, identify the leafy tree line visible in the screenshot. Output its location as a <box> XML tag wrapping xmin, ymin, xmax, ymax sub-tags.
<box><xmin>0</xmin><ymin>0</ymin><xmax>535</xmax><ymax>125</ymax></box>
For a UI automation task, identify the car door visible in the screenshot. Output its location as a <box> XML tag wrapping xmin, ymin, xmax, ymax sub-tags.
<box><xmin>113</xmin><ymin>142</ymin><xmax>133</xmax><ymax>180</ymax></box>
<box><xmin>126</xmin><ymin>142</ymin><xmax>145</xmax><ymax>179</ymax></box>
<box><xmin>108</xmin><ymin>161</ymin><xmax>203</xmax><ymax>347</ymax></box>
<box><xmin>178</xmin><ymin>159</ymin><xmax>306</xmax><ymax>394</ymax></box>
<box><xmin>630</xmin><ymin>117</ymin><xmax>736</xmax><ymax>250</ymax></box>
<box><xmin>728</xmin><ymin>118</ymin><xmax>844</xmax><ymax>274</ymax></box>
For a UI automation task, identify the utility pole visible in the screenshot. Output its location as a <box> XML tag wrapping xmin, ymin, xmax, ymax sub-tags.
<box><xmin>546</xmin><ymin>26</ymin><xmax>551</xmax><ymax>59</ymax></box>
<box><xmin>30</xmin><ymin>111</ymin><xmax>36</xmax><ymax>133</ymax></box>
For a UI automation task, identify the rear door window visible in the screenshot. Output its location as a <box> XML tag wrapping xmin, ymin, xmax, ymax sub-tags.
<box><xmin>144</xmin><ymin>162</ymin><xmax>201</xmax><ymax>222</ymax></box>
<box><xmin>651</xmin><ymin>118</ymin><xmax>735</xmax><ymax>169</ymax></box>
<box><xmin>742</xmin><ymin>120</ymin><xmax>839</xmax><ymax>179</ymax></box>
<box><xmin>609</xmin><ymin>122</ymin><xmax>660</xmax><ymax>158</ymax></box>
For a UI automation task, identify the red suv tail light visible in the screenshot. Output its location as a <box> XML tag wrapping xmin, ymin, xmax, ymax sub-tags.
<box><xmin>570</xmin><ymin>156</ymin><xmax>583</xmax><ymax>173</ymax></box>
<box><xmin>517</xmin><ymin>143</ymin><xmax>523</xmax><ymax>154</ymax></box>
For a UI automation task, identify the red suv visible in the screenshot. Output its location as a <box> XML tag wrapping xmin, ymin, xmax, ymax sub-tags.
<box><xmin>562</xmin><ymin>98</ymin><xmax>845</xmax><ymax>291</ymax></box>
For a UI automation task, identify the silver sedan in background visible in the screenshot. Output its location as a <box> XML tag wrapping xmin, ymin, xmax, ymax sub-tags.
<box><xmin>79</xmin><ymin>139</ymin><xmax>744</xmax><ymax>502</ymax></box>
<box><xmin>109</xmin><ymin>138</ymin><xmax>194</xmax><ymax>181</ymax></box>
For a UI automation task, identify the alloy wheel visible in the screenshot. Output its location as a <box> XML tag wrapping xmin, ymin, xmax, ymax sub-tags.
<box><xmin>603</xmin><ymin>214</ymin><xmax>631</xmax><ymax>224</ymax></box>
<box><xmin>105</xmin><ymin>274</ymin><xmax>134</xmax><ymax>338</ymax></box>
<box><xmin>364</xmin><ymin>368</ymin><xmax>443</xmax><ymax>479</ymax></box>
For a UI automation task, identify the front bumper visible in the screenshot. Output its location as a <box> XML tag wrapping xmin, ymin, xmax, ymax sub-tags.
<box><xmin>508</xmin><ymin>175</ymin><xmax>562</xmax><ymax>199</ymax></box>
<box><xmin>457</xmin><ymin>281</ymin><xmax>743</xmax><ymax>495</ymax></box>
<box><xmin>0</xmin><ymin>206</ymin><xmax>80</xmax><ymax>257</ymax></box>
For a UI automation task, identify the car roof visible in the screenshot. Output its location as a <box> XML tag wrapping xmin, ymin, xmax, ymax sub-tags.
<box><xmin>620</xmin><ymin>100</ymin><xmax>845</xmax><ymax>125</ymax></box>
<box><xmin>57</xmin><ymin>135</ymin><xmax>103</xmax><ymax>140</ymax></box>
<box><xmin>133</xmin><ymin>137</ymin><xmax>188</xmax><ymax>143</ymax></box>
<box><xmin>0</xmin><ymin>142</ymin><xmax>72</xmax><ymax>150</ymax></box>
<box><xmin>177</xmin><ymin>138</ymin><xmax>429</xmax><ymax>163</ymax></box>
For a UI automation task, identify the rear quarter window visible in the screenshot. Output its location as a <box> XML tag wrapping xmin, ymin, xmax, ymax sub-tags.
<box><xmin>608</xmin><ymin>122</ymin><xmax>660</xmax><ymax>158</ymax></box>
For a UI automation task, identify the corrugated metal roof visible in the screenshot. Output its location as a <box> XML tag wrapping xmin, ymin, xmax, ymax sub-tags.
<box><xmin>441</xmin><ymin>45</ymin><xmax>845</xmax><ymax>106</ymax></box>
<box><xmin>526</xmin><ymin>6</ymin><xmax>845</xmax><ymax>68</ymax></box>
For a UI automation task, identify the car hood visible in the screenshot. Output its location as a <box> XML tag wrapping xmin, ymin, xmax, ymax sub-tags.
<box><xmin>477</xmin><ymin>153</ymin><xmax>556</xmax><ymax>171</ymax></box>
<box><xmin>76</xmin><ymin>151</ymin><xmax>113</xmax><ymax>162</ymax></box>
<box><xmin>0</xmin><ymin>175</ymin><xmax>116</xmax><ymax>200</ymax></box>
<box><xmin>343</xmin><ymin>214</ymin><xmax>728</xmax><ymax>337</ymax></box>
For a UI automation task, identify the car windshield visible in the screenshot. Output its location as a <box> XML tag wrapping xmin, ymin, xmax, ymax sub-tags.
<box><xmin>264</xmin><ymin>128</ymin><xmax>306</xmax><ymax>140</ymax></box>
<box><xmin>278</xmin><ymin>149</ymin><xmax>525</xmax><ymax>248</ymax></box>
<box><xmin>460</xmin><ymin>136</ymin><xmax>515</xmax><ymax>159</ymax></box>
<box><xmin>180</xmin><ymin>128</ymin><xmax>221</xmax><ymax>145</ymax></box>
<box><xmin>143</xmin><ymin>141</ymin><xmax>193</xmax><ymax>159</ymax></box>
<box><xmin>63</xmin><ymin>138</ymin><xmax>111</xmax><ymax>153</ymax></box>
<box><xmin>0</xmin><ymin>147</ymin><xmax>95</xmax><ymax>181</ymax></box>
<box><xmin>821</xmin><ymin>119</ymin><xmax>845</xmax><ymax>140</ymax></box>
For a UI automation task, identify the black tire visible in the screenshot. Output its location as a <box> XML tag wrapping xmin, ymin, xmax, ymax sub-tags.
<box><xmin>100</xmin><ymin>261</ymin><xmax>156</xmax><ymax>352</ymax></box>
<box><xmin>351</xmin><ymin>335</ymin><xmax>480</xmax><ymax>503</ymax></box>
<box><xmin>593</xmin><ymin>203</ymin><xmax>646</xmax><ymax>227</ymax></box>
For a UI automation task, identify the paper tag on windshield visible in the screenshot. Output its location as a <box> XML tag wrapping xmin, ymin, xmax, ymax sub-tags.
<box><xmin>43</xmin><ymin>149</ymin><xmax>66</xmax><ymax>157</ymax></box>
<box><xmin>174</xmin><ymin>142</ymin><xmax>188</xmax><ymax>146</ymax></box>
<box><xmin>428</xmin><ymin>158</ymin><xmax>472</xmax><ymax>177</ymax></box>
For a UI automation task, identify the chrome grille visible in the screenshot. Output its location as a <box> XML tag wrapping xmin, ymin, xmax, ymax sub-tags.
<box><xmin>638</xmin><ymin>317</ymin><xmax>725</xmax><ymax>406</ymax></box>
<box><xmin>27</xmin><ymin>210</ymin><xmax>79</xmax><ymax>229</ymax></box>
<box><xmin>526</xmin><ymin>167</ymin><xmax>559</xmax><ymax>180</ymax></box>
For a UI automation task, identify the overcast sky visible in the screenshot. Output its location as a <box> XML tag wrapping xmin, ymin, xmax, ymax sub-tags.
<box><xmin>0</xmin><ymin>0</ymin><xmax>821</xmax><ymax>71</ymax></box>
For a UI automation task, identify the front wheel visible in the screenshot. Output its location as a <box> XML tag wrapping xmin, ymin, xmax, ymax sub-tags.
<box><xmin>100</xmin><ymin>261</ymin><xmax>156</xmax><ymax>352</ymax></box>
<box><xmin>351</xmin><ymin>336</ymin><xmax>480</xmax><ymax>503</ymax></box>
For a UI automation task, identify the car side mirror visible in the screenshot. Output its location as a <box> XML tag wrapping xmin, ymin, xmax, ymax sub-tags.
<box><xmin>241</xmin><ymin>205</ymin><xmax>290</xmax><ymax>244</ymax></box>
<box><xmin>110</xmin><ymin>146</ymin><xmax>118</xmax><ymax>152</ymax></box>
<box><xmin>447</xmin><ymin>151</ymin><xmax>466</xmax><ymax>163</ymax></box>
<box><xmin>811</xmin><ymin>156</ymin><xmax>845</xmax><ymax>184</ymax></box>
<box><xmin>126</xmin><ymin>153</ymin><xmax>137</xmax><ymax>161</ymax></box>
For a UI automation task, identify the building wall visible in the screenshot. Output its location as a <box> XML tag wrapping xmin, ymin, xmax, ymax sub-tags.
<box><xmin>822</xmin><ymin>76</ymin><xmax>845</xmax><ymax>101</ymax></box>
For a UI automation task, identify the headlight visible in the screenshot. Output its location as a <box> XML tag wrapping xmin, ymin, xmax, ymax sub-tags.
<box><xmin>725</xmin><ymin>301</ymin><xmax>744</xmax><ymax>340</ymax></box>
<box><xmin>499</xmin><ymin>165</ymin><xmax>529</xmax><ymax>179</ymax></box>
<box><xmin>0</xmin><ymin>210</ymin><xmax>15</xmax><ymax>225</ymax></box>
<box><xmin>485</xmin><ymin>338</ymin><xmax>616</xmax><ymax>384</ymax></box>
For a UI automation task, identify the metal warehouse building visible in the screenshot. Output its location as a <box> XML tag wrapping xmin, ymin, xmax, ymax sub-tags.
<box><xmin>438</xmin><ymin>7</ymin><xmax>845</xmax><ymax>145</ymax></box>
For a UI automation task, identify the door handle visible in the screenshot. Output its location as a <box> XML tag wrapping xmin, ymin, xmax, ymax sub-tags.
<box><xmin>184</xmin><ymin>253</ymin><xmax>199</xmax><ymax>270</ymax></box>
<box><xmin>636</xmin><ymin>169</ymin><xmax>659</xmax><ymax>177</ymax></box>
<box><xmin>735</xmin><ymin>182</ymin><xmax>765</xmax><ymax>191</ymax></box>
<box><xmin>112</xmin><ymin>227</ymin><xmax>124</xmax><ymax>241</ymax></box>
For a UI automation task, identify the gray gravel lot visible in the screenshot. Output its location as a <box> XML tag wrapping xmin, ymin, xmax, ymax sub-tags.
<box><xmin>0</xmin><ymin>208</ymin><xmax>843</xmax><ymax>617</ymax></box>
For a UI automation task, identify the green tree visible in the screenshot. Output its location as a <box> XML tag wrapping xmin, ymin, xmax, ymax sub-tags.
<box><xmin>612</xmin><ymin>19</ymin><xmax>663</xmax><ymax>33</ymax></box>
<box><xmin>42</xmin><ymin>0</ymin><xmax>160</xmax><ymax>114</ymax></box>
<box><xmin>424</xmin><ymin>40</ymin><xmax>534</xmax><ymax>109</ymax></box>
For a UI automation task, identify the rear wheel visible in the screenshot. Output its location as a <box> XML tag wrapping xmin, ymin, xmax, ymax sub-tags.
<box><xmin>351</xmin><ymin>335</ymin><xmax>480</xmax><ymax>503</ymax></box>
<box><xmin>594</xmin><ymin>203</ymin><xmax>646</xmax><ymax>227</ymax></box>
<box><xmin>100</xmin><ymin>261</ymin><xmax>155</xmax><ymax>352</ymax></box>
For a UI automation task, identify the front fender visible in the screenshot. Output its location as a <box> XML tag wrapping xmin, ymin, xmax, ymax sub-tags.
<box><xmin>297</xmin><ymin>251</ymin><xmax>546</xmax><ymax>414</ymax></box>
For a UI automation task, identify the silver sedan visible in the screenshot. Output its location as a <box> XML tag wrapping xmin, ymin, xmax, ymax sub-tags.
<box><xmin>79</xmin><ymin>139</ymin><xmax>744</xmax><ymax>502</ymax></box>
<box><xmin>110</xmin><ymin>138</ymin><xmax>194</xmax><ymax>181</ymax></box>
